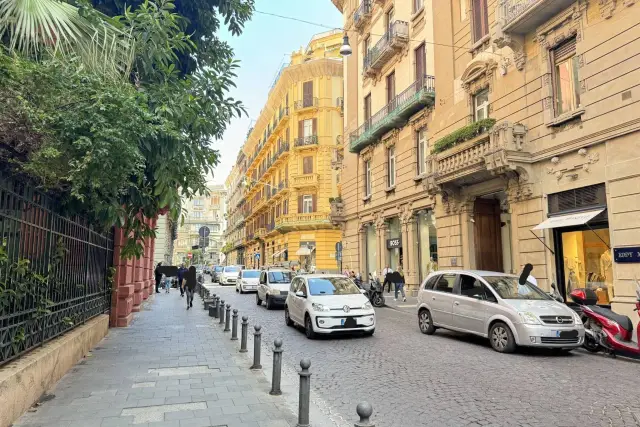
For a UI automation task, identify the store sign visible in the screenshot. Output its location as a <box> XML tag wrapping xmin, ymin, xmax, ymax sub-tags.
<box><xmin>613</xmin><ymin>247</ymin><xmax>640</xmax><ymax>263</ymax></box>
<box><xmin>387</xmin><ymin>238</ymin><xmax>402</xmax><ymax>249</ymax></box>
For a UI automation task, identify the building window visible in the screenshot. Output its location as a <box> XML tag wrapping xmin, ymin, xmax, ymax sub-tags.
<box><xmin>191</xmin><ymin>211</ymin><xmax>203</xmax><ymax>219</ymax></box>
<box><xmin>193</xmin><ymin>199</ymin><xmax>204</xmax><ymax>207</ymax></box>
<box><xmin>473</xmin><ymin>88</ymin><xmax>489</xmax><ymax>122</ymax></box>
<box><xmin>553</xmin><ymin>38</ymin><xmax>580</xmax><ymax>116</ymax></box>
<box><xmin>303</xmin><ymin>156</ymin><xmax>314</xmax><ymax>174</ymax></box>
<box><xmin>415</xmin><ymin>44</ymin><xmax>426</xmax><ymax>81</ymax></box>
<box><xmin>385</xmin><ymin>7</ymin><xmax>394</xmax><ymax>30</ymax></box>
<box><xmin>302</xmin><ymin>195</ymin><xmax>313</xmax><ymax>213</ymax></box>
<box><xmin>302</xmin><ymin>80</ymin><xmax>313</xmax><ymax>107</ymax></box>
<box><xmin>303</xmin><ymin>119</ymin><xmax>313</xmax><ymax>138</ymax></box>
<box><xmin>388</xmin><ymin>147</ymin><xmax>396</xmax><ymax>188</ymax></box>
<box><xmin>363</xmin><ymin>36</ymin><xmax>370</xmax><ymax>58</ymax></box>
<box><xmin>471</xmin><ymin>0</ymin><xmax>488</xmax><ymax>43</ymax></box>
<box><xmin>364</xmin><ymin>159</ymin><xmax>372</xmax><ymax>198</ymax></box>
<box><xmin>417</xmin><ymin>129</ymin><xmax>427</xmax><ymax>175</ymax></box>
<box><xmin>413</xmin><ymin>0</ymin><xmax>423</xmax><ymax>14</ymax></box>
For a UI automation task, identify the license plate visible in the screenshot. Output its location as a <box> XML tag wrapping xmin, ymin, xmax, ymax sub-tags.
<box><xmin>340</xmin><ymin>319</ymin><xmax>345</xmax><ymax>326</ymax></box>
<box><xmin>553</xmin><ymin>330</ymin><xmax>578</xmax><ymax>338</ymax></box>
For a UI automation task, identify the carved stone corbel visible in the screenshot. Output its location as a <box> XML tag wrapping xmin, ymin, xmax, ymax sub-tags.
<box><xmin>410</xmin><ymin>110</ymin><xmax>430</xmax><ymax>132</ymax></box>
<box><xmin>382</xmin><ymin>129</ymin><xmax>399</xmax><ymax>148</ymax></box>
<box><xmin>599</xmin><ymin>0</ymin><xmax>617</xmax><ymax>18</ymax></box>
<box><xmin>493</xmin><ymin>31</ymin><xmax>526</xmax><ymax>71</ymax></box>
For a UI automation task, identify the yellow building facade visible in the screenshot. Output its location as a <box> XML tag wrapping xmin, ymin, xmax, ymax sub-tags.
<box><xmin>238</xmin><ymin>30</ymin><xmax>344</xmax><ymax>272</ymax></box>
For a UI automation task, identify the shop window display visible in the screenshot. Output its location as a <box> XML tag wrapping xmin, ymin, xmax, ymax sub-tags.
<box><xmin>561</xmin><ymin>229</ymin><xmax>612</xmax><ymax>305</ymax></box>
<box><xmin>417</xmin><ymin>211</ymin><xmax>438</xmax><ymax>283</ymax></box>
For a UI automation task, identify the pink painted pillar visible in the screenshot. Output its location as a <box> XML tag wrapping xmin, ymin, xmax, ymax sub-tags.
<box><xmin>110</xmin><ymin>228</ymin><xmax>135</xmax><ymax>327</ymax></box>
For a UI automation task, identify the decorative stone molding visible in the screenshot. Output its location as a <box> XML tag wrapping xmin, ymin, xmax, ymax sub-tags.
<box><xmin>382</xmin><ymin>129</ymin><xmax>399</xmax><ymax>148</ymax></box>
<box><xmin>460</xmin><ymin>56</ymin><xmax>498</xmax><ymax>94</ymax></box>
<box><xmin>373</xmin><ymin>211</ymin><xmax>387</xmax><ymax>230</ymax></box>
<box><xmin>441</xmin><ymin>188</ymin><xmax>461</xmax><ymax>215</ymax></box>
<box><xmin>599</xmin><ymin>0</ymin><xmax>617</xmax><ymax>18</ymax></box>
<box><xmin>546</xmin><ymin>148</ymin><xmax>600</xmax><ymax>181</ymax></box>
<box><xmin>360</xmin><ymin>145</ymin><xmax>374</xmax><ymax>162</ymax></box>
<box><xmin>506</xmin><ymin>176</ymin><xmax>534</xmax><ymax>203</ymax></box>
<box><xmin>410</xmin><ymin>110</ymin><xmax>430</xmax><ymax>132</ymax></box>
<box><xmin>399</xmin><ymin>203</ymin><xmax>414</xmax><ymax>225</ymax></box>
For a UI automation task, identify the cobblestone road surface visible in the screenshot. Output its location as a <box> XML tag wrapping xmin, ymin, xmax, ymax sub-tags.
<box><xmin>209</xmin><ymin>282</ymin><xmax>640</xmax><ymax>427</ymax></box>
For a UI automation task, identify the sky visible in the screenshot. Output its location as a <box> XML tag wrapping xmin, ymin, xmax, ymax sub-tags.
<box><xmin>209</xmin><ymin>0</ymin><xmax>342</xmax><ymax>186</ymax></box>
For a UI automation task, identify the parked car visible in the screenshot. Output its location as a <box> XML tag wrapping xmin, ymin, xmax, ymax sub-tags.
<box><xmin>256</xmin><ymin>268</ymin><xmax>293</xmax><ymax>309</ymax></box>
<box><xmin>212</xmin><ymin>265</ymin><xmax>223</xmax><ymax>282</ymax></box>
<box><xmin>236</xmin><ymin>269</ymin><xmax>260</xmax><ymax>293</ymax></box>
<box><xmin>417</xmin><ymin>270</ymin><xmax>585</xmax><ymax>353</ymax></box>
<box><xmin>284</xmin><ymin>274</ymin><xmax>375</xmax><ymax>339</ymax></box>
<box><xmin>219</xmin><ymin>265</ymin><xmax>240</xmax><ymax>286</ymax></box>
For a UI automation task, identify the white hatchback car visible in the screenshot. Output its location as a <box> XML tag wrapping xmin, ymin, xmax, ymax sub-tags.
<box><xmin>236</xmin><ymin>269</ymin><xmax>260</xmax><ymax>293</ymax></box>
<box><xmin>284</xmin><ymin>274</ymin><xmax>375</xmax><ymax>339</ymax></box>
<box><xmin>219</xmin><ymin>265</ymin><xmax>240</xmax><ymax>286</ymax></box>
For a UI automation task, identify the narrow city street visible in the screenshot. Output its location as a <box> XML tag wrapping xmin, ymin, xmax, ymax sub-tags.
<box><xmin>210</xmin><ymin>282</ymin><xmax>640</xmax><ymax>427</ymax></box>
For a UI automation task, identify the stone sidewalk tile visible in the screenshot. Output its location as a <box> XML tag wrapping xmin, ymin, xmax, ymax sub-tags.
<box><xmin>12</xmin><ymin>287</ymin><xmax>341</xmax><ymax>427</ymax></box>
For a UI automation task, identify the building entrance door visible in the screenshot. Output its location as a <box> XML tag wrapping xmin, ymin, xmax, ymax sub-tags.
<box><xmin>474</xmin><ymin>198</ymin><xmax>503</xmax><ymax>272</ymax></box>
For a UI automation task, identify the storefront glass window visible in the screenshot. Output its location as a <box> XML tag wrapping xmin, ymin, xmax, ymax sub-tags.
<box><xmin>561</xmin><ymin>228</ymin><xmax>612</xmax><ymax>305</ymax></box>
<box><xmin>366</xmin><ymin>224</ymin><xmax>377</xmax><ymax>277</ymax></box>
<box><xmin>417</xmin><ymin>211</ymin><xmax>438</xmax><ymax>283</ymax></box>
<box><xmin>388</xmin><ymin>217</ymin><xmax>401</xmax><ymax>270</ymax></box>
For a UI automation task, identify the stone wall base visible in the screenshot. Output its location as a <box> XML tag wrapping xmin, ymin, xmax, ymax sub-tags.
<box><xmin>0</xmin><ymin>314</ymin><xmax>109</xmax><ymax>427</ymax></box>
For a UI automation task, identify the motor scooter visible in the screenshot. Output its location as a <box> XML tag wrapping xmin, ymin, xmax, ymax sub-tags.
<box><xmin>363</xmin><ymin>273</ymin><xmax>385</xmax><ymax>308</ymax></box>
<box><xmin>569</xmin><ymin>278</ymin><xmax>640</xmax><ymax>358</ymax></box>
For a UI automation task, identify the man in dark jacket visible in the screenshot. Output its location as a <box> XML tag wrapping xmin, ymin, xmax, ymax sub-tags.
<box><xmin>177</xmin><ymin>264</ymin><xmax>187</xmax><ymax>297</ymax></box>
<box><xmin>154</xmin><ymin>262</ymin><xmax>163</xmax><ymax>294</ymax></box>
<box><xmin>185</xmin><ymin>266</ymin><xmax>197</xmax><ymax>309</ymax></box>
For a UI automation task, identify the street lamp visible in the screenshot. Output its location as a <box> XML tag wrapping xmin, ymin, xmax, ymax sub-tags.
<box><xmin>339</xmin><ymin>34</ymin><xmax>352</xmax><ymax>57</ymax></box>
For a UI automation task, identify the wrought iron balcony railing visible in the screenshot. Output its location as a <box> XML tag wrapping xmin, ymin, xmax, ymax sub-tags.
<box><xmin>498</xmin><ymin>0</ymin><xmax>575</xmax><ymax>34</ymax></box>
<box><xmin>294</xmin><ymin>135</ymin><xmax>319</xmax><ymax>147</ymax></box>
<box><xmin>353</xmin><ymin>0</ymin><xmax>372</xmax><ymax>30</ymax></box>
<box><xmin>363</xmin><ymin>21</ymin><xmax>409</xmax><ymax>74</ymax></box>
<box><xmin>294</xmin><ymin>97</ymin><xmax>319</xmax><ymax>110</ymax></box>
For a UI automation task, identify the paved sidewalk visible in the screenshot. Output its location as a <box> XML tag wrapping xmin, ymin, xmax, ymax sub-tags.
<box><xmin>13</xmin><ymin>288</ymin><xmax>338</xmax><ymax>427</ymax></box>
<box><xmin>382</xmin><ymin>293</ymin><xmax>418</xmax><ymax>314</ymax></box>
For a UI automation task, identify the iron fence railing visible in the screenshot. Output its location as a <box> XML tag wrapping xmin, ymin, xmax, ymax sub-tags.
<box><xmin>354</xmin><ymin>0</ymin><xmax>372</xmax><ymax>27</ymax></box>
<box><xmin>294</xmin><ymin>97</ymin><xmax>319</xmax><ymax>110</ymax></box>
<box><xmin>294</xmin><ymin>135</ymin><xmax>319</xmax><ymax>147</ymax></box>
<box><xmin>500</xmin><ymin>0</ymin><xmax>541</xmax><ymax>25</ymax></box>
<box><xmin>0</xmin><ymin>173</ymin><xmax>114</xmax><ymax>366</ymax></box>
<box><xmin>363</xmin><ymin>21</ymin><xmax>409</xmax><ymax>71</ymax></box>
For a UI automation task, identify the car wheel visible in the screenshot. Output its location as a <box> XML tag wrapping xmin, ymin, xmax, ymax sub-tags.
<box><xmin>266</xmin><ymin>295</ymin><xmax>273</xmax><ymax>310</ymax></box>
<box><xmin>305</xmin><ymin>315</ymin><xmax>316</xmax><ymax>339</ymax></box>
<box><xmin>285</xmin><ymin>306</ymin><xmax>294</xmax><ymax>327</ymax></box>
<box><xmin>489</xmin><ymin>322</ymin><xmax>516</xmax><ymax>353</ymax></box>
<box><xmin>418</xmin><ymin>309</ymin><xmax>436</xmax><ymax>335</ymax></box>
<box><xmin>256</xmin><ymin>293</ymin><xmax>262</xmax><ymax>306</ymax></box>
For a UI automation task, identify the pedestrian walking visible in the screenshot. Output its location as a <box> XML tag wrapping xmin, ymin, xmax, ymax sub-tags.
<box><xmin>394</xmin><ymin>265</ymin><xmax>406</xmax><ymax>302</ymax></box>
<box><xmin>382</xmin><ymin>265</ymin><xmax>393</xmax><ymax>293</ymax></box>
<box><xmin>154</xmin><ymin>262</ymin><xmax>163</xmax><ymax>294</ymax></box>
<box><xmin>163</xmin><ymin>274</ymin><xmax>171</xmax><ymax>293</ymax></box>
<box><xmin>177</xmin><ymin>264</ymin><xmax>187</xmax><ymax>297</ymax></box>
<box><xmin>185</xmin><ymin>266</ymin><xmax>197</xmax><ymax>310</ymax></box>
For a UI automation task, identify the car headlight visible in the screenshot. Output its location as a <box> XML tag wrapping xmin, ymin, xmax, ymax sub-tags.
<box><xmin>518</xmin><ymin>311</ymin><xmax>540</xmax><ymax>325</ymax></box>
<box><xmin>361</xmin><ymin>301</ymin><xmax>373</xmax><ymax>310</ymax></box>
<box><xmin>572</xmin><ymin>311</ymin><xmax>583</xmax><ymax>325</ymax></box>
<box><xmin>311</xmin><ymin>303</ymin><xmax>330</xmax><ymax>312</ymax></box>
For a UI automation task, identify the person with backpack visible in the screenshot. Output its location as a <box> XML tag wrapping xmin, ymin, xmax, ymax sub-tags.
<box><xmin>184</xmin><ymin>266</ymin><xmax>197</xmax><ymax>310</ymax></box>
<box><xmin>394</xmin><ymin>265</ymin><xmax>406</xmax><ymax>302</ymax></box>
<box><xmin>177</xmin><ymin>264</ymin><xmax>187</xmax><ymax>297</ymax></box>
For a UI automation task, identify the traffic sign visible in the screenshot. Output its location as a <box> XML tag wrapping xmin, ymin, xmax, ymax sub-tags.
<box><xmin>192</xmin><ymin>245</ymin><xmax>199</xmax><ymax>250</ymax></box>
<box><xmin>255</xmin><ymin>253</ymin><xmax>261</xmax><ymax>260</ymax></box>
<box><xmin>335</xmin><ymin>242</ymin><xmax>343</xmax><ymax>252</ymax></box>
<box><xmin>199</xmin><ymin>226</ymin><xmax>210</xmax><ymax>238</ymax></box>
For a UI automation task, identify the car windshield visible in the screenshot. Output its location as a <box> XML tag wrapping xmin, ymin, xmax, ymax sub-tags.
<box><xmin>242</xmin><ymin>270</ymin><xmax>260</xmax><ymax>278</ymax></box>
<box><xmin>214</xmin><ymin>267</ymin><xmax>223</xmax><ymax>272</ymax></box>
<box><xmin>268</xmin><ymin>272</ymin><xmax>292</xmax><ymax>283</ymax></box>
<box><xmin>483</xmin><ymin>276</ymin><xmax>551</xmax><ymax>300</ymax></box>
<box><xmin>224</xmin><ymin>266</ymin><xmax>240</xmax><ymax>273</ymax></box>
<box><xmin>308</xmin><ymin>277</ymin><xmax>361</xmax><ymax>296</ymax></box>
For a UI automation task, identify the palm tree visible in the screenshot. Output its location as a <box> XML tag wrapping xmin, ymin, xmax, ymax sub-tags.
<box><xmin>0</xmin><ymin>0</ymin><xmax>131</xmax><ymax>75</ymax></box>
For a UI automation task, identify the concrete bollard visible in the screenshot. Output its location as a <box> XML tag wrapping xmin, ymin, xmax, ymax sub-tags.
<box><xmin>213</xmin><ymin>296</ymin><xmax>219</xmax><ymax>318</ymax></box>
<box><xmin>250</xmin><ymin>325</ymin><xmax>262</xmax><ymax>369</ymax></box>
<box><xmin>240</xmin><ymin>316</ymin><xmax>248</xmax><ymax>353</ymax></box>
<box><xmin>231</xmin><ymin>309</ymin><xmax>239</xmax><ymax>340</ymax></box>
<box><xmin>208</xmin><ymin>304</ymin><xmax>216</xmax><ymax>317</ymax></box>
<box><xmin>354</xmin><ymin>402</ymin><xmax>375</xmax><ymax>427</ymax></box>
<box><xmin>219</xmin><ymin>300</ymin><xmax>225</xmax><ymax>324</ymax></box>
<box><xmin>296</xmin><ymin>359</ymin><xmax>311</xmax><ymax>427</ymax></box>
<box><xmin>224</xmin><ymin>304</ymin><xmax>231</xmax><ymax>332</ymax></box>
<box><xmin>270</xmin><ymin>339</ymin><xmax>283</xmax><ymax>396</ymax></box>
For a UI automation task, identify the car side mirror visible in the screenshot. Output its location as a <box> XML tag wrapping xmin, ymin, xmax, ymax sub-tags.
<box><xmin>295</xmin><ymin>291</ymin><xmax>305</xmax><ymax>298</ymax></box>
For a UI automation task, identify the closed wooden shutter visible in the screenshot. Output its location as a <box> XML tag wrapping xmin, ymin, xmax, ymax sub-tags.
<box><xmin>554</xmin><ymin>38</ymin><xmax>576</xmax><ymax>61</ymax></box>
<box><xmin>312</xmin><ymin>194</ymin><xmax>317</xmax><ymax>212</ymax></box>
<box><xmin>386</xmin><ymin>72</ymin><xmax>395</xmax><ymax>103</ymax></box>
<box><xmin>303</xmin><ymin>81</ymin><xmax>313</xmax><ymax>102</ymax></box>
<box><xmin>298</xmin><ymin>121</ymin><xmax>304</xmax><ymax>139</ymax></box>
<box><xmin>415</xmin><ymin>44</ymin><xmax>426</xmax><ymax>80</ymax></box>
<box><xmin>285</xmin><ymin>164</ymin><xmax>288</xmax><ymax>178</ymax></box>
<box><xmin>303</xmin><ymin>156</ymin><xmax>313</xmax><ymax>174</ymax></box>
<box><xmin>286</xmin><ymin>127</ymin><xmax>290</xmax><ymax>142</ymax></box>
<box><xmin>298</xmin><ymin>196</ymin><xmax>303</xmax><ymax>213</ymax></box>
<box><xmin>312</xmin><ymin>118</ymin><xmax>317</xmax><ymax>135</ymax></box>
<box><xmin>472</xmin><ymin>0</ymin><xmax>488</xmax><ymax>42</ymax></box>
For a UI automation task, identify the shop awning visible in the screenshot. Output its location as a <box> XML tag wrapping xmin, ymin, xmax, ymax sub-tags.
<box><xmin>295</xmin><ymin>246</ymin><xmax>315</xmax><ymax>256</ymax></box>
<box><xmin>532</xmin><ymin>208</ymin><xmax>605</xmax><ymax>231</ymax></box>
<box><xmin>272</xmin><ymin>250</ymin><xmax>284</xmax><ymax>258</ymax></box>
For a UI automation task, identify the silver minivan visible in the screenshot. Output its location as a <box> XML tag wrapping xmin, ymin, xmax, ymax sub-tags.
<box><xmin>417</xmin><ymin>270</ymin><xmax>585</xmax><ymax>353</ymax></box>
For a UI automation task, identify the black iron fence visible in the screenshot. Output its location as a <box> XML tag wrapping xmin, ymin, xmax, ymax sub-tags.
<box><xmin>0</xmin><ymin>173</ymin><xmax>114</xmax><ymax>366</ymax></box>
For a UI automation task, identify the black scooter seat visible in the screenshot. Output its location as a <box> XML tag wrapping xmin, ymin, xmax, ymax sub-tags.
<box><xmin>588</xmin><ymin>305</ymin><xmax>633</xmax><ymax>333</ymax></box>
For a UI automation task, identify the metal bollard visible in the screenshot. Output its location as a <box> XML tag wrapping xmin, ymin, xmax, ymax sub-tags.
<box><xmin>270</xmin><ymin>339</ymin><xmax>283</xmax><ymax>396</ymax></box>
<box><xmin>213</xmin><ymin>296</ymin><xmax>219</xmax><ymax>318</ymax></box>
<box><xmin>224</xmin><ymin>304</ymin><xmax>231</xmax><ymax>332</ymax></box>
<box><xmin>240</xmin><ymin>316</ymin><xmax>248</xmax><ymax>353</ymax></box>
<box><xmin>208</xmin><ymin>304</ymin><xmax>216</xmax><ymax>317</ymax></box>
<box><xmin>231</xmin><ymin>309</ymin><xmax>239</xmax><ymax>340</ymax></box>
<box><xmin>354</xmin><ymin>402</ymin><xmax>375</xmax><ymax>427</ymax></box>
<box><xmin>296</xmin><ymin>359</ymin><xmax>311</xmax><ymax>427</ymax></box>
<box><xmin>250</xmin><ymin>325</ymin><xmax>262</xmax><ymax>369</ymax></box>
<box><xmin>219</xmin><ymin>300</ymin><xmax>225</xmax><ymax>324</ymax></box>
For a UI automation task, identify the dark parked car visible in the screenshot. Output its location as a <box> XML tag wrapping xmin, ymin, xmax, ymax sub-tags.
<box><xmin>212</xmin><ymin>265</ymin><xmax>223</xmax><ymax>283</ymax></box>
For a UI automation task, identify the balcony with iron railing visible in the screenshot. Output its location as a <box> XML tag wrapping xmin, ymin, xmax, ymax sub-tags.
<box><xmin>353</xmin><ymin>0</ymin><xmax>372</xmax><ymax>31</ymax></box>
<box><xmin>255</xmin><ymin>228</ymin><xmax>267</xmax><ymax>239</ymax></box>
<box><xmin>294</xmin><ymin>135</ymin><xmax>319</xmax><ymax>148</ymax></box>
<box><xmin>498</xmin><ymin>0</ymin><xmax>575</xmax><ymax>34</ymax></box>
<box><xmin>349</xmin><ymin>75</ymin><xmax>436</xmax><ymax>153</ymax></box>
<box><xmin>363</xmin><ymin>21</ymin><xmax>409</xmax><ymax>76</ymax></box>
<box><xmin>294</xmin><ymin>97</ymin><xmax>319</xmax><ymax>110</ymax></box>
<box><xmin>331</xmin><ymin>149</ymin><xmax>343</xmax><ymax>170</ymax></box>
<box><xmin>336</xmin><ymin>97</ymin><xmax>344</xmax><ymax>116</ymax></box>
